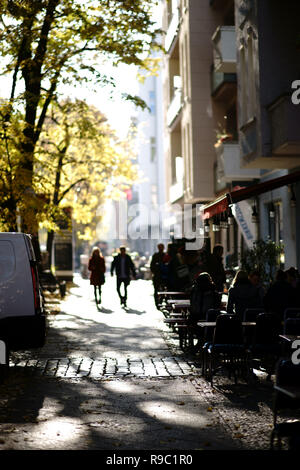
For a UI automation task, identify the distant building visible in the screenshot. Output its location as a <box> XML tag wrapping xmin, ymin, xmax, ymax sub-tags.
<box><xmin>127</xmin><ymin>65</ymin><xmax>167</xmax><ymax>255</ymax></box>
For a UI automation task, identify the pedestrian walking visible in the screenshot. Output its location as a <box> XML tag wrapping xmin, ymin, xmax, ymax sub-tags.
<box><xmin>150</xmin><ymin>243</ymin><xmax>166</xmax><ymax>307</ymax></box>
<box><xmin>110</xmin><ymin>246</ymin><xmax>136</xmax><ymax>307</ymax></box>
<box><xmin>88</xmin><ymin>246</ymin><xmax>106</xmax><ymax>305</ymax></box>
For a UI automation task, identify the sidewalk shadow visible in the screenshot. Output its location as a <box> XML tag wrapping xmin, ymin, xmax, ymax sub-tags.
<box><xmin>123</xmin><ymin>307</ymin><xmax>146</xmax><ymax>315</ymax></box>
<box><xmin>97</xmin><ymin>306</ymin><xmax>113</xmax><ymax>314</ymax></box>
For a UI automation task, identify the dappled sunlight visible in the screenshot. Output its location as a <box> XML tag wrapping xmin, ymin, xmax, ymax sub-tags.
<box><xmin>103</xmin><ymin>380</ymin><xmax>141</xmax><ymax>394</ymax></box>
<box><xmin>34</xmin><ymin>417</ymin><xmax>84</xmax><ymax>447</ymax></box>
<box><xmin>137</xmin><ymin>400</ymin><xmax>208</xmax><ymax>428</ymax></box>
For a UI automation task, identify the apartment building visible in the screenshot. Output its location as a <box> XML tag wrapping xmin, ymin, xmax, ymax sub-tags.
<box><xmin>162</xmin><ymin>0</ymin><xmax>260</xmax><ymax>264</ymax></box>
<box><xmin>234</xmin><ymin>0</ymin><xmax>300</xmax><ymax>269</ymax></box>
<box><xmin>162</xmin><ymin>0</ymin><xmax>300</xmax><ymax>270</ymax></box>
<box><xmin>125</xmin><ymin>67</ymin><xmax>167</xmax><ymax>256</ymax></box>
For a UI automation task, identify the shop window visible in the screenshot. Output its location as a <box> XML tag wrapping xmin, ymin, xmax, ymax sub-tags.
<box><xmin>268</xmin><ymin>201</ymin><xmax>283</xmax><ymax>245</ymax></box>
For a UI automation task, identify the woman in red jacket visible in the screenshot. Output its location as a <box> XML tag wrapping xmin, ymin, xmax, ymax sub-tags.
<box><xmin>88</xmin><ymin>247</ymin><xmax>106</xmax><ymax>305</ymax></box>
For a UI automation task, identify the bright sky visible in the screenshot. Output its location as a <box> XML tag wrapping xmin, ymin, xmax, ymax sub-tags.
<box><xmin>0</xmin><ymin>2</ymin><xmax>162</xmax><ymax>140</ymax></box>
<box><xmin>61</xmin><ymin>62</ymin><xmax>140</xmax><ymax>139</ymax></box>
<box><xmin>0</xmin><ymin>62</ymin><xmax>140</xmax><ymax>139</ymax></box>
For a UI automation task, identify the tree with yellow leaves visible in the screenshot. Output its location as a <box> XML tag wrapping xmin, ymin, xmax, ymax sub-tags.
<box><xmin>34</xmin><ymin>98</ymin><xmax>138</xmax><ymax>264</ymax></box>
<box><xmin>0</xmin><ymin>0</ymin><xmax>161</xmax><ymax>245</ymax></box>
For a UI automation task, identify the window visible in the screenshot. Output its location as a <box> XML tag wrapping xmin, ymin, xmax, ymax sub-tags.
<box><xmin>149</xmin><ymin>91</ymin><xmax>156</xmax><ymax>114</ymax></box>
<box><xmin>240</xmin><ymin>46</ymin><xmax>248</xmax><ymax>124</ymax></box>
<box><xmin>184</xmin><ymin>34</ymin><xmax>189</xmax><ymax>99</ymax></box>
<box><xmin>268</xmin><ymin>201</ymin><xmax>283</xmax><ymax>245</ymax></box>
<box><xmin>247</xmin><ymin>36</ymin><xmax>255</xmax><ymax>118</ymax></box>
<box><xmin>150</xmin><ymin>137</ymin><xmax>156</xmax><ymax>162</ymax></box>
<box><xmin>0</xmin><ymin>241</ymin><xmax>15</xmax><ymax>282</ymax></box>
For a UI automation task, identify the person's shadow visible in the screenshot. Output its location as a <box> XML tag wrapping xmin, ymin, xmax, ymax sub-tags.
<box><xmin>123</xmin><ymin>306</ymin><xmax>146</xmax><ymax>315</ymax></box>
<box><xmin>96</xmin><ymin>305</ymin><xmax>113</xmax><ymax>313</ymax></box>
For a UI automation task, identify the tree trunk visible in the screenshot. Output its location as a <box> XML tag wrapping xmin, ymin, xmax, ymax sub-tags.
<box><xmin>46</xmin><ymin>230</ymin><xmax>55</xmax><ymax>268</ymax></box>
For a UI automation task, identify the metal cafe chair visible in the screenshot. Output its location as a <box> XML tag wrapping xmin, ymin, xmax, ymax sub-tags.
<box><xmin>271</xmin><ymin>359</ymin><xmax>300</xmax><ymax>450</ymax></box>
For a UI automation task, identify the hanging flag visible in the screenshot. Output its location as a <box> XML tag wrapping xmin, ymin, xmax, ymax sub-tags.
<box><xmin>231</xmin><ymin>200</ymin><xmax>257</xmax><ymax>249</ymax></box>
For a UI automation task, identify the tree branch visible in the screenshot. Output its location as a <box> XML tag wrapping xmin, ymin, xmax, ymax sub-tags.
<box><xmin>57</xmin><ymin>178</ymin><xmax>87</xmax><ymax>204</ymax></box>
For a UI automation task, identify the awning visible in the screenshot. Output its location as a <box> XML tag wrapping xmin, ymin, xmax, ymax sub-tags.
<box><xmin>202</xmin><ymin>170</ymin><xmax>300</xmax><ymax>219</ymax></box>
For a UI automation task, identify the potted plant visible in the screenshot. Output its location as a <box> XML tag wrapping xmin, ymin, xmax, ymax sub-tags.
<box><xmin>214</xmin><ymin>124</ymin><xmax>233</xmax><ymax>148</ymax></box>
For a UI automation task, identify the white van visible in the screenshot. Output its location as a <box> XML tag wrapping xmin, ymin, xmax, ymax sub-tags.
<box><xmin>0</xmin><ymin>233</ymin><xmax>46</xmax><ymax>360</ymax></box>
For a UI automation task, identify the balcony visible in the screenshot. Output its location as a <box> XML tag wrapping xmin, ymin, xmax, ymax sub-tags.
<box><xmin>170</xmin><ymin>180</ymin><xmax>184</xmax><ymax>203</ymax></box>
<box><xmin>165</xmin><ymin>7</ymin><xmax>179</xmax><ymax>52</ymax></box>
<box><xmin>268</xmin><ymin>94</ymin><xmax>300</xmax><ymax>156</ymax></box>
<box><xmin>210</xmin><ymin>66</ymin><xmax>237</xmax><ymax>101</ymax></box>
<box><xmin>167</xmin><ymin>89</ymin><xmax>183</xmax><ymax>127</ymax></box>
<box><xmin>212</xmin><ymin>26</ymin><xmax>237</xmax><ymax>73</ymax></box>
<box><xmin>215</xmin><ymin>141</ymin><xmax>260</xmax><ymax>184</ymax></box>
<box><xmin>170</xmin><ymin>156</ymin><xmax>184</xmax><ymax>203</ymax></box>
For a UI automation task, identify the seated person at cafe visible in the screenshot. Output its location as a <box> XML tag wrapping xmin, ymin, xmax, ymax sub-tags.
<box><xmin>264</xmin><ymin>269</ymin><xmax>299</xmax><ymax>319</ymax></box>
<box><xmin>189</xmin><ymin>272</ymin><xmax>222</xmax><ymax>325</ymax></box>
<box><xmin>227</xmin><ymin>270</ymin><xmax>263</xmax><ymax>319</ymax></box>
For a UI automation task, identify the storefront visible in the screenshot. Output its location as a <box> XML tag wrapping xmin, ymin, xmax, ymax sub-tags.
<box><xmin>202</xmin><ymin>170</ymin><xmax>300</xmax><ymax>269</ymax></box>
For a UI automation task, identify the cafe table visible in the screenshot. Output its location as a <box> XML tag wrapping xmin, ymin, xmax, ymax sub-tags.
<box><xmin>279</xmin><ymin>334</ymin><xmax>300</xmax><ymax>343</ymax></box>
<box><xmin>157</xmin><ymin>292</ymin><xmax>187</xmax><ymax>296</ymax></box>
<box><xmin>197</xmin><ymin>321</ymin><xmax>256</xmax><ymax>328</ymax></box>
<box><xmin>274</xmin><ymin>385</ymin><xmax>300</xmax><ymax>399</ymax></box>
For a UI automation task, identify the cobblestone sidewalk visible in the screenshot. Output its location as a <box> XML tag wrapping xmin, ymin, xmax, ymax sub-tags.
<box><xmin>10</xmin><ymin>355</ymin><xmax>200</xmax><ymax>379</ymax></box>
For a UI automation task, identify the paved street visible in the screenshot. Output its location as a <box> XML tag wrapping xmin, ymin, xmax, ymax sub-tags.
<box><xmin>0</xmin><ymin>274</ymin><xmax>281</xmax><ymax>452</ymax></box>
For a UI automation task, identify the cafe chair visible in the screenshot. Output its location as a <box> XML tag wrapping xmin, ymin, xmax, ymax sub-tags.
<box><xmin>271</xmin><ymin>359</ymin><xmax>300</xmax><ymax>450</ymax></box>
<box><xmin>206</xmin><ymin>314</ymin><xmax>249</xmax><ymax>386</ymax></box>
<box><xmin>283</xmin><ymin>308</ymin><xmax>300</xmax><ymax>322</ymax></box>
<box><xmin>249</xmin><ymin>313</ymin><xmax>282</xmax><ymax>380</ymax></box>
<box><xmin>242</xmin><ymin>308</ymin><xmax>264</xmax><ymax>347</ymax></box>
<box><xmin>283</xmin><ymin>317</ymin><xmax>300</xmax><ymax>335</ymax></box>
<box><xmin>243</xmin><ymin>308</ymin><xmax>265</xmax><ymax>322</ymax></box>
<box><xmin>201</xmin><ymin>309</ymin><xmax>225</xmax><ymax>376</ymax></box>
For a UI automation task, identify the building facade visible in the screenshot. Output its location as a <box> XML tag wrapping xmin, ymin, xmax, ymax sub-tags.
<box><xmin>127</xmin><ymin>68</ymin><xmax>167</xmax><ymax>256</ymax></box>
<box><xmin>162</xmin><ymin>0</ymin><xmax>300</xmax><ymax>271</ymax></box>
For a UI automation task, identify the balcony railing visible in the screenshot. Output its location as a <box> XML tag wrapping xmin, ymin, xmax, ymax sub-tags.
<box><xmin>169</xmin><ymin>180</ymin><xmax>184</xmax><ymax>203</ymax></box>
<box><xmin>268</xmin><ymin>94</ymin><xmax>300</xmax><ymax>156</ymax></box>
<box><xmin>215</xmin><ymin>141</ymin><xmax>260</xmax><ymax>183</ymax></box>
<box><xmin>210</xmin><ymin>67</ymin><xmax>237</xmax><ymax>97</ymax></box>
<box><xmin>165</xmin><ymin>7</ymin><xmax>179</xmax><ymax>52</ymax></box>
<box><xmin>167</xmin><ymin>89</ymin><xmax>183</xmax><ymax>127</ymax></box>
<box><xmin>212</xmin><ymin>26</ymin><xmax>237</xmax><ymax>73</ymax></box>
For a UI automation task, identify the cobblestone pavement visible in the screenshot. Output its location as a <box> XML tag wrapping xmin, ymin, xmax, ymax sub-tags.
<box><xmin>9</xmin><ymin>356</ymin><xmax>199</xmax><ymax>379</ymax></box>
<box><xmin>0</xmin><ymin>275</ymin><xmax>295</xmax><ymax>451</ymax></box>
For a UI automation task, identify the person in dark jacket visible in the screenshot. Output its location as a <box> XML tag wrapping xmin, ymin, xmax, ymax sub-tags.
<box><xmin>205</xmin><ymin>245</ymin><xmax>226</xmax><ymax>293</ymax></box>
<box><xmin>264</xmin><ymin>269</ymin><xmax>299</xmax><ymax>320</ymax></box>
<box><xmin>189</xmin><ymin>272</ymin><xmax>221</xmax><ymax>351</ymax></box>
<box><xmin>227</xmin><ymin>270</ymin><xmax>263</xmax><ymax>319</ymax></box>
<box><xmin>88</xmin><ymin>247</ymin><xmax>106</xmax><ymax>305</ymax></box>
<box><xmin>150</xmin><ymin>243</ymin><xmax>166</xmax><ymax>307</ymax></box>
<box><xmin>190</xmin><ymin>272</ymin><xmax>221</xmax><ymax>325</ymax></box>
<box><xmin>111</xmin><ymin>246</ymin><xmax>136</xmax><ymax>307</ymax></box>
